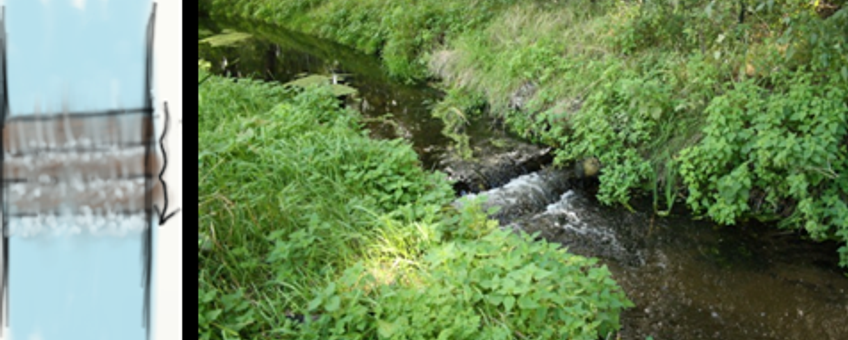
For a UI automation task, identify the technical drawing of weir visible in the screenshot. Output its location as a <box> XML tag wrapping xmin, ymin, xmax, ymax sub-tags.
<box><xmin>0</xmin><ymin>5</ymin><xmax>172</xmax><ymax>237</ymax></box>
<box><xmin>0</xmin><ymin>5</ymin><xmax>174</xmax><ymax>338</ymax></box>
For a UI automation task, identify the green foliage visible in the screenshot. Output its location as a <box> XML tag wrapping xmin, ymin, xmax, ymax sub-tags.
<box><xmin>206</xmin><ymin>0</ymin><xmax>537</xmax><ymax>81</ymax></box>
<box><xmin>432</xmin><ymin>86</ymin><xmax>488</xmax><ymax>159</ymax></box>
<box><xmin>199</xmin><ymin>68</ymin><xmax>455</xmax><ymax>339</ymax></box>
<box><xmin>679</xmin><ymin>73</ymin><xmax>848</xmax><ymax>265</ymax></box>
<box><xmin>288</xmin><ymin>205</ymin><xmax>632</xmax><ymax>340</ymax></box>
<box><xmin>198</xmin><ymin>287</ymin><xmax>258</xmax><ymax>340</ymax></box>
<box><xmin>198</xmin><ymin>68</ymin><xmax>632</xmax><ymax>339</ymax></box>
<box><xmin>199</xmin><ymin>1</ymin><xmax>848</xmax><ymax>338</ymax></box>
<box><xmin>204</xmin><ymin>0</ymin><xmax>848</xmax><ymax>267</ymax></box>
<box><xmin>417</xmin><ymin>0</ymin><xmax>848</xmax><ymax>266</ymax></box>
<box><xmin>547</xmin><ymin>62</ymin><xmax>674</xmax><ymax>206</ymax></box>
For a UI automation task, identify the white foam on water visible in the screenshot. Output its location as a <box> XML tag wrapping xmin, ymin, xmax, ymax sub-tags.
<box><xmin>543</xmin><ymin>190</ymin><xmax>579</xmax><ymax>215</ymax></box>
<box><xmin>529</xmin><ymin>190</ymin><xmax>626</xmax><ymax>255</ymax></box>
<box><xmin>459</xmin><ymin>171</ymin><xmax>565</xmax><ymax>212</ymax></box>
<box><xmin>7</xmin><ymin>212</ymin><xmax>149</xmax><ymax>238</ymax></box>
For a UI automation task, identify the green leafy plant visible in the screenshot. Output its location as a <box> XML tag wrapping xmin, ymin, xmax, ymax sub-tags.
<box><xmin>679</xmin><ymin>73</ymin><xmax>848</xmax><ymax>265</ymax></box>
<box><xmin>292</xmin><ymin>207</ymin><xmax>633</xmax><ymax>340</ymax></box>
<box><xmin>199</xmin><ymin>68</ymin><xmax>634</xmax><ymax>339</ymax></box>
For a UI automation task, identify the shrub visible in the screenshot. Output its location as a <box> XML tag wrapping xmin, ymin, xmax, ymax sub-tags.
<box><xmin>679</xmin><ymin>73</ymin><xmax>848</xmax><ymax>265</ymax></box>
<box><xmin>292</xmin><ymin>204</ymin><xmax>633</xmax><ymax>340</ymax></box>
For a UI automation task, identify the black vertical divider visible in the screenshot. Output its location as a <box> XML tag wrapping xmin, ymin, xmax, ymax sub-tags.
<box><xmin>142</xmin><ymin>4</ymin><xmax>156</xmax><ymax>340</ymax></box>
<box><xmin>0</xmin><ymin>6</ymin><xmax>9</xmax><ymax>336</ymax></box>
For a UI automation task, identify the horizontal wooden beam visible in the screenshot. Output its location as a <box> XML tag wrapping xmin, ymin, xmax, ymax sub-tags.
<box><xmin>3</xmin><ymin>112</ymin><xmax>154</xmax><ymax>155</ymax></box>
<box><xmin>2</xmin><ymin>113</ymin><xmax>165</xmax><ymax>215</ymax></box>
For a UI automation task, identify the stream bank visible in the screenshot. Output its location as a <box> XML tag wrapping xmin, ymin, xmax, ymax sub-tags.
<box><xmin>201</xmin><ymin>0</ymin><xmax>848</xmax><ymax>274</ymax></box>
<box><xmin>199</xmin><ymin>16</ymin><xmax>848</xmax><ymax>340</ymax></box>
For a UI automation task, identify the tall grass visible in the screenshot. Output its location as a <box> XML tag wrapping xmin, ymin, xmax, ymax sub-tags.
<box><xmin>198</xmin><ymin>63</ymin><xmax>456</xmax><ymax>337</ymax></box>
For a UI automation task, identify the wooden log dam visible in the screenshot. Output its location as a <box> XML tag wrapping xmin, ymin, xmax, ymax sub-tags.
<box><xmin>2</xmin><ymin>111</ymin><xmax>164</xmax><ymax>218</ymax></box>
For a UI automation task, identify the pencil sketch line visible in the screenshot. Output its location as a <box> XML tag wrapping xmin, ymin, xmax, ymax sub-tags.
<box><xmin>153</xmin><ymin>100</ymin><xmax>179</xmax><ymax>226</ymax></box>
<box><xmin>1</xmin><ymin>5</ymin><xmax>9</xmax><ymax>335</ymax></box>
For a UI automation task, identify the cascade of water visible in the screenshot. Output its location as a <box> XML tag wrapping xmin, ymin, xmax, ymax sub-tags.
<box><xmin>454</xmin><ymin>168</ymin><xmax>571</xmax><ymax>222</ymax></box>
<box><xmin>510</xmin><ymin>190</ymin><xmax>646</xmax><ymax>267</ymax></box>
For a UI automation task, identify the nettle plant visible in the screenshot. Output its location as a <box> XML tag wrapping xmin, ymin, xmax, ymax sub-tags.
<box><xmin>679</xmin><ymin>73</ymin><xmax>848</xmax><ymax>266</ymax></box>
<box><xmin>293</xmin><ymin>202</ymin><xmax>633</xmax><ymax>340</ymax></box>
<box><xmin>550</xmin><ymin>63</ymin><xmax>673</xmax><ymax>207</ymax></box>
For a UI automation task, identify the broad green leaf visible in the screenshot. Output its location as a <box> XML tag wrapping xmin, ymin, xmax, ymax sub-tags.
<box><xmin>325</xmin><ymin>295</ymin><xmax>342</xmax><ymax>312</ymax></box>
<box><xmin>502</xmin><ymin>278</ymin><xmax>516</xmax><ymax>292</ymax></box>
<box><xmin>378</xmin><ymin>319</ymin><xmax>397</xmax><ymax>338</ymax></box>
<box><xmin>503</xmin><ymin>296</ymin><xmax>516</xmax><ymax>312</ymax></box>
<box><xmin>650</xmin><ymin>107</ymin><xmax>662</xmax><ymax>120</ymax></box>
<box><xmin>487</xmin><ymin>294</ymin><xmax>504</xmax><ymax>306</ymax></box>
<box><xmin>201</xmin><ymin>289</ymin><xmax>216</xmax><ymax>303</ymax></box>
<box><xmin>205</xmin><ymin>309</ymin><xmax>222</xmax><ymax>322</ymax></box>
<box><xmin>517</xmin><ymin>295</ymin><xmax>540</xmax><ymax>309</ymax></box>
<box><xmin>308</xmin><ymin>297</ymin><xmax>323</xmax><ymax>311</ymax></box>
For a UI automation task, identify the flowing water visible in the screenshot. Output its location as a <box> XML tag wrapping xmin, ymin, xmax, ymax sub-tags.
<box><xmin>198</xmin><ymin>17</ymin><xmax>848</xmax><ymax>340</ymax></box>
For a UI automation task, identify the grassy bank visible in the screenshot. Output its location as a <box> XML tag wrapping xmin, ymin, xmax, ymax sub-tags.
<box><xmin>205</xmin><ymin>0</ymin><xmax>848</xmax><ymax>268</ymax></box>
<box><xmin>198</xmin><ymin>62</ymin><xmax>632</xmax><ymax>339</ymax></box>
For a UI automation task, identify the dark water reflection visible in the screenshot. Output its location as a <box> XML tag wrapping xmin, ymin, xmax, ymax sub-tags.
<box><xmin>517</xmin><ymin>191</ymin><xmax>848</xmax><ymax>340</ymax></box>
<box><xmin>198</xmin><ymin>17</ymin><xmax>514</xmax><ymax>170</ymax></box>
<box><xmin>198</xmin><ymin>17</ymin><xmax>848</xmax><ymax>340</ymax></box>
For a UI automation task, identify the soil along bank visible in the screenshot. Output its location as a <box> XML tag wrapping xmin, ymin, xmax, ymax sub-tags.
<box><xmin>204</xmin><ymin>0</ymin><xmax>848</xmax><ymax>268</ymax></box>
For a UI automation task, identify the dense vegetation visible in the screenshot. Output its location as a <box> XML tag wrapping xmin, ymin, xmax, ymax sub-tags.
<box><xmin>198</xmin><ymin>62</ymin><xmax>632</xmax><ymax>339</ymax></box>
<box><xmin>203</xmin><ymin>0</ymin><xmax>848</xmax><ymax>267</ymax></box>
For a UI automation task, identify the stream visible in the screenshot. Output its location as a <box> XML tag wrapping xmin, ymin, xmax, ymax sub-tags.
<box><xmin>199</xmin><ymin>18</ymin><xmax>848</xmax><ymax>340</ymax></box>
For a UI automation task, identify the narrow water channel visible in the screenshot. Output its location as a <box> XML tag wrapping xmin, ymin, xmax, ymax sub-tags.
<box><xmin>199</xmin><ymin>18</ymin><xmax>848</xmax><ymax>340</ymax></box>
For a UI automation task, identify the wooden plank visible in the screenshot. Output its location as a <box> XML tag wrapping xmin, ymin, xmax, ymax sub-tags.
<box><xmin>3</xmin><ymin>113</ymin><xmax>154</xmax><ymax>155</ymax></box>
<box><xmin>2</xmin><ymin>113</ymin><xmax>166</xmax><ymax>215</ymax></box>
<box><xmin>3</xmin><ymin>164</ymin><xmax>165</xmax><ymax>216</ymax></box>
